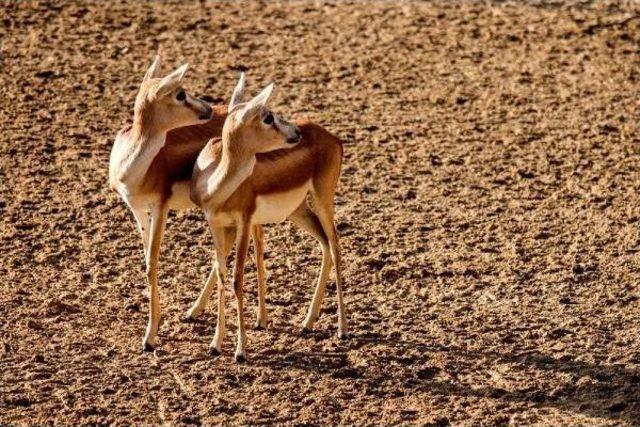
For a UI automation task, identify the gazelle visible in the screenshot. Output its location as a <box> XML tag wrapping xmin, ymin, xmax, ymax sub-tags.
<box><xmin>109</xmin><ymin>55</ymin><xmax>228</xmax><ymax>351</ymax></box>
<box><xmin>190</xmin><ymin>73</ymin><xmax>346</xmax><ymax>361</ymax></box>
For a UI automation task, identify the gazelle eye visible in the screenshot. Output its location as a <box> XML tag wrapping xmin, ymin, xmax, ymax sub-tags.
<box><xmin>263</xmin><ymin>113</ymin><xmax>274</xmax><ymax>125</ymax></box>
<box><xmin>176</xmin><ymin>91</ymin><xmax>186</xmax><ymax>101</ymax></box>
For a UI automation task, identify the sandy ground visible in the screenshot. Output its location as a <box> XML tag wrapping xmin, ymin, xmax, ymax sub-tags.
<box><xmin>2</xmin><ymin>0</ymin><xmax>640</xmax><ymax>425</ymax></box>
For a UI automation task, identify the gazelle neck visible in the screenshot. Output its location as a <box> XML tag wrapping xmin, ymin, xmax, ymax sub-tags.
<box><xmin>117</xmin><ymin>115</ymin><xmax>167</xmax><ymax>187</ymax></box>
<box><xmin>205</xmin><ymin>135</ymin><xmax>256</xmax><ymax>209</ymax></box>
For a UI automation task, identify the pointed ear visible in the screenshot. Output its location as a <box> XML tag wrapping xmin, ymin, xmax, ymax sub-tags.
<box><xmin>154</xmin><ymin>63</ymin><xmax>188</xmax><ymax>98</ymax></box>
<box><xmin>143</xmin><ymin>54</ymin><xmax>162</xmax><ymax>83</ymax></box>
<box><xmin>240</xmin><ymin>83</ymin><xmax>273</xmax><ymax>122</ymax></box>
<box><xmin>229</xmin><ymin>72</ymin><xmax>246</xmax><ymax>111</ymax></box>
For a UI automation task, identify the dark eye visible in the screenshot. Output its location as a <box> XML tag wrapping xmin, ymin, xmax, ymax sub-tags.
<box><xmin>176</xmin><ymin>91</ymin><xmax>186</xmax><ymax>101</ymax></box>
<box><xmin>263</xmin><ymin>113</ymin><xmax>274</xmax><ymax>125</ymax></box>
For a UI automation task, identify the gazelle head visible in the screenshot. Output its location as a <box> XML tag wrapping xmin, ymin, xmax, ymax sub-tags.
<box><xmin>134</xmin><ymin>55</ymin><xmax>213</xmax><ymax>134</ymax></box>
<box><xmin>222</xmin><ymin>73</ymin><xmax>302</xmax><ymax>154</ymax></box>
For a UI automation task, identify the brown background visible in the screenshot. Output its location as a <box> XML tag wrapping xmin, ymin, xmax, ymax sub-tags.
<box><xmin>2</xmin><ymin>1</ymin><xmax>640</xmax><ymax>425</ymax></box>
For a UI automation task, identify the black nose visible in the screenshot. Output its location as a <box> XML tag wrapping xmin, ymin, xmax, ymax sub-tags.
<box><xmin>287</xmin><ymin>130</ymin><xmax>301</xmax><ymax>144</ymax></box>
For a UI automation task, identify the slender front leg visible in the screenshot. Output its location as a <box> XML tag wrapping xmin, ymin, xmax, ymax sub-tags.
<box><xmin>252</xmin><ymin>225</ymin><xmax>267</xmax><ymax>329</ymax></box>
<box><xmin>142</xmin><ymin>203</ymin><xmax>168</xmax><ymax>351</ymax></box>
<box><xmin>233</xmin><ymin>218</ymin><xmax>251</xmax><ymax>362</ymax></box>
<box><xmin>209</xmin><ymin>225</ymin><xmax>231</xmax><ymax>355</ymax></box>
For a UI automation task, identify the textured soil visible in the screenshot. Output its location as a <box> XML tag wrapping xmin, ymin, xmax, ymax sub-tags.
<box><xmin>2</xmin><ymin>1</ymin><xmax>640</xmax><ymax>425</ymax></box>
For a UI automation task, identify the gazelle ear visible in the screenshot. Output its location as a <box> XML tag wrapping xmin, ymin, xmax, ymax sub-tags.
<box><xmin>154</xmin><ymin>63</ymin><xmax>188</xmax><ymax>98</ymax></box>
<box><xmin>143</xmin><ymin>54</ymin><xmax>162</xmax><ymax>83</ymax></box>
<box><xmin>229</xmin><ymin>72</ymin><xmax>246</xmax><ymax>111</ymax></box>
<box><xmin>240</xmin><ymin>83</ymin><xmax>273</xmax><ymax>122</ymax></box>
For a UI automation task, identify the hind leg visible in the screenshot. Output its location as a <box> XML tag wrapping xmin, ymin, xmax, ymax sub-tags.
<box><xmin>252</xmin><ymin>225</ymin><xmax>268</xmax><ymax>329</ymax></box>
<box><xmin>185</xmin><ymin>226</ymin><xmax>237</xmax><ymax>321</ymax></box>
<box><xmin>288</xmin><ymin>203</ymin><xmax>332</xmax><ymax>331</ymax></box>
<box><xmin>310</xmin><ymin>191</ymin><xmax>347</xmax><ymax>339</ymax></box>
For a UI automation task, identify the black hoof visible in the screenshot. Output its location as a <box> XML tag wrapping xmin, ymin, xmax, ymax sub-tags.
<box><xmin>142</xmin><ymin>342</ymin><xmax>155</xmax><ymax>352</ymax></box>
<box><xmin>254</xmin><ymin>324</ymin><xmax>266</xmax><ymax>331</ymax></box>
<box><xmin>338</xmin><ymin>331</ymin><xmax>348</xmax><ymax>340</ymax></box>
<box><xmin>208</xmin><ymin>347</ymin><xmax>221</xmax><ymax>357</ymax></box>
<box><xmin>301</xmin><ymin>327</ymin><xmax>313</xmax><ymax>335</ymax></box>
<box><xmin>234</xmin><ymin>354</ymin><xmax>247</xmax><ymax>363</ymax></box>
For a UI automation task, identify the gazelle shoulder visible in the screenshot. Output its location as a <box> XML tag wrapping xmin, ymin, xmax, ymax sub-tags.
<box><xmin>194</xmin><ymin>137</ymin><xmax>223</xmax><ymax>173</ymax></box>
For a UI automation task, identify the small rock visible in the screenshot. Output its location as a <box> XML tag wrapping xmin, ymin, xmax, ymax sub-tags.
<box><xmin>45</xmin><ymin>299</ymin><xmax>82</xmax><ymax>316</ymax></box>
<box><xmin>559</xmin><ymin>296</ymin><xmax>572</xmax><ymax>305</ymax></box>
<box><xmin>404</xmin><ymin>189</ymin><xmax>417</xmax><ymax>200</ymax></box>
<box><xmin>336</xmin><ymin>221</ymin><xmax>352</xmax><ymax>233</ymax></box>
<box><xmin>34</xmin><ymin>70</ymin><xmax>55</xmax><ymax>79</ymax></box>
<box><xmin>518</xmin><ymin>169</ymin><xmax>535</xmax><ymax>179</ymax></box>
<box><xmin>125</xmin><ymin>302</ymin><xmax>140</xmax><ymax>312</ymax></box>
<box><xmin>7</xmin><ymin>397</ymin><xmax>31</xmax><ymax>407</ymax></box>
<box><xmin>424</xmin><ymin>417</ymin><xmax>450</xmax><ymax>427</ymax></box>
<box><xmin>573</xmin><ymin>264</ymin><xmax>584</xmax><ymax>275</ymax></box>
<box><xmin>416</xmin><ymin>366</ymin><xmax>440</xmax><ymax>380</ymax></box>
<box><xmin>547</xmin><ymin>328</ymin><xmax>570</xmax><ymax>339</ymax></box>
<box><xmin>331</xmin><ymin>367</ymin><xmax>362</xmax><ymax>379</ymax></box>
<box><xmin>26</xmin><ymin>320</ymin><xmax>43</xmax><ymax>330</ymax></box>
<box><xmin>608</xmin><ymin>401</ymin><xmax>627</xmax><ymax>412</ymax></box>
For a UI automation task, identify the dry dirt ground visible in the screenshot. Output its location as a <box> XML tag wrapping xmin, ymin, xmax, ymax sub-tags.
<box><xmin>2</xmin><ymin>0</ymin><xmax>640</xmax><ymax>425</ymax></box>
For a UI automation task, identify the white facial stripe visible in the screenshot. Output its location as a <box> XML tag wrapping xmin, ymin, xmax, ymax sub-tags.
<box><xmin>273</xmin><ymin>115</ymin><xmax>297</xmax><ymax>138</ymax></box>
<box><xmin>184</xmin><ymin>93</ymin><xmax>209</xmax><ymax>116</ymax></box>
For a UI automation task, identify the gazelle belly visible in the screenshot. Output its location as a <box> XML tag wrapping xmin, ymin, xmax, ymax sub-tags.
<box><xmin>253</xmin><ymin>181</ymin><xmax>311</xmax><ymax>224</ymax></box>
<box><xmin>168</xmin><ymin>181</ymin><xmax>196</xmax><ymax>210</ymax></box>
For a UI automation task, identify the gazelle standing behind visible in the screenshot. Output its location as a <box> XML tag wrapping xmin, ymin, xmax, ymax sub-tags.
<box><xmin>109</xmin><ymin>56</ymin><xmax>219</xmax><ymax>352</ymax></box>
<box><xmin>191</xmin><ymin>74</ymin><xmax>347</xmax><ymax>361</ymax></box>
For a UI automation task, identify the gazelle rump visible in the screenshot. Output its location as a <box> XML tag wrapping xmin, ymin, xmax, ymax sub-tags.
<box><xmin>109</xmin><ymin>55</ymin><xmax>220</xmax><ymax>351</ymax></box>
<box><xmin>191</xmin><ymin>74</ymin><xmax>346</xmax><ymax>361</ymax></box>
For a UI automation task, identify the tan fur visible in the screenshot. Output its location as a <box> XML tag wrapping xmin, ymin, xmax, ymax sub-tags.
<box><xmin>190</xmin><ymin>82</ymin><xmax>347</xmax><ymax>360</ymax></box>
<box><xmin>108</xmin><ymin>57</ymin><xmax>217</xmax><ymax>351</ymax></box>
<box><xmin>192</xmin><ymin>120</ymin><xmax>342</xmax><ymax>213</ymax></box>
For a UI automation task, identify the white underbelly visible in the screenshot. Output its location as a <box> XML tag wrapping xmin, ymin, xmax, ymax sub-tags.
<box><xmin>114</xmin><ymin>183</ymin><xmax>157</xmax><ymax>212</ymax></box>
<box><xmin>168</xmin><ymin>181</ymin><xmax>196</xmax><ymax>210</ymax></box>
<box><xmin>115</xmin><ymin>181</ymin><xmax>195</xmax><ymax>212</ymax></box>
<box><xmin>253</xmin><ymin>181</ymin><xmax>311</xmax><ymax>224</ymax></box>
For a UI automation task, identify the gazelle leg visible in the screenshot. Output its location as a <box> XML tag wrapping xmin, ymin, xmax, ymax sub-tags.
<box><xmin>288</xmin><ymin>203</ymin><xmax>331</xmax><ymax>331</ymax></box>
<box><xmin>185</xmin><ymin>261</ymin><xmax>217</xmax><ymax>321</ymax></box>
<box><xmin>209</xmin><ymin>226</ymin><xmax>235</xmax><ymax>355</ymax></box>
<box><xmin>232</xmin><ymin>218</ymin><xmax>251</xmax><ymax>362</ymax></box>
<box><xmin>252</xmin><ymin>225</ymin><xmax>268</xmax><ymax>330</ymax></box>
<box><xmin>131</xmin><ymin>207</ymin><xmax>150</xmax><ymax>258</ymax></box>
<box><xmin>142</xmin><ymin>203</ymin><xmax>168</xmax><ymax>351</ymax></box>
<box><xmin>186</xmin><ymin>226</ymin><xmax>236</xmax><ymax>321</ymax></box>
<box><xmin>311</xmin><ymin>192</ymin><xmax>347</xmax><ymax>339</ymax></box>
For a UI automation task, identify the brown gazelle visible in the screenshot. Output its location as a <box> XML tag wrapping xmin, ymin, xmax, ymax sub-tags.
<box><xmin>109</xmin><ymin>55</ymin><xmax>222</xmax><ymax>351</ymax></box>
<box><xmin>191</xmin><ymin>73</ymin><xmax>346</xmax><ymax>361</ymax></box>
